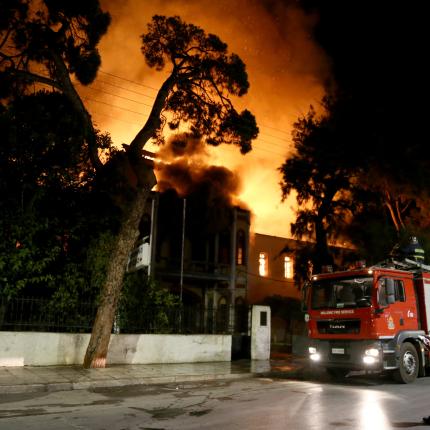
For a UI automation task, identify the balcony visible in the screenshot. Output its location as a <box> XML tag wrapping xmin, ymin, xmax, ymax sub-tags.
<box><xmin>154</xmin><ymin>259</ymin><xmax>233</xmax><ymax>281</ymax></box>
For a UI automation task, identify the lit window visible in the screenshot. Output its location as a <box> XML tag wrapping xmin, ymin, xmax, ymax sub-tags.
<box><xmin>237</xmin><ymin>247</ymin><xmax>243</xmax><ymax>265</ymax></box>
<box><xmin>236</xmin><ymin>230</ymin><xmax>246</xmax><ymax>265</ymax></box>
<box><xmin>259</xmin><ymin>252</ymin><xmax>268</xmax><ymax>276</ymax></box>
<box><xmin>284</xmin><ymin>256</ymin><xmax>293</xmax><ymax>279</ymax></box>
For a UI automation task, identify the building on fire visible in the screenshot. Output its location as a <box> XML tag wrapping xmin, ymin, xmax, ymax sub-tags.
<box><xmin>128</xmin><ymin>190</ymin><xmax>251</xmax><ymax>333</ymax></box>
<box><xmin>129</xmin><ymin>191</ymin><xmax>305</xmax><ymax>352</ymax></box>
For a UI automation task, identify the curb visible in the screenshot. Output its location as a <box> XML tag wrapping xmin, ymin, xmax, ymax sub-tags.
<box><xmin>0</xmin><ymin>372</ymin><xmax>257</xmax><ymax>395</ymax></box>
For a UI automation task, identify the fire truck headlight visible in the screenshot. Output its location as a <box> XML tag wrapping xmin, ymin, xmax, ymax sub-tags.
<box><xmin>308</xmin><ymin>347</ymin><xmax>321</xmax><ymax>361</ymax></box>
<box><xmin>363</xmin><ymin>356</ymin><xmax>377</xmax><ymax>365</ymax></box>
<box><xmin>365</xmin><ymin>348</ymin><xmax>379</xmax><ymax>357</ymax></box>
<box><xmin>363</xmin><ymin>347</ymin><xmax>380</xmax><ymax>365</ymax></box>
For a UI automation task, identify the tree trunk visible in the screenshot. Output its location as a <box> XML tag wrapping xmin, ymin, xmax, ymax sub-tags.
<box><xmin>83</xmin><ymin>185</ymin><xmax>152</xmax><ymax>368</ymax></box>
<box><xmin>82</xmin><ymin>72</ymin><xmax>174</xmax><ymax>368</ymax></box>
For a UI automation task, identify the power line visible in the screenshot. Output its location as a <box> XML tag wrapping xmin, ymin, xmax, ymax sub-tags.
<box><xmin>79</xmin><ymin>78</ymin><xmax>290</xmax><ymax>156</ymax></box>
<box><xmin>79</xmin><ymin>84</ymin><xmax>154</xmax><ymax>108</ymax></box>
<box><xmin>98</xmin><ymin>76</ymin><xmax>289</xmax><ymax>144</ymax></box>
<box><xmin>92</xmin><ymin>78</ymin><xmax>156</xmax><ymax>100</ymax></box>
<box><xmin>259</xmin><ymin>131</ymin><xmax>290</xmax><ymax>143</ymax></box>
<box><xmin>98</xmin><ymin>69</ymin><xmax>293</xmax><ymax>137</ymax></box>
<box><xmin>83</xmin><ymin>95</ymin><xmax>150</xmax><ymax>117</ymax></box>
<box><xmin>28</xmin><ymin>70</ymin><xmax>293</xmax><ymax>157</ymax></box>
<box><xmin>29</xmin><ymin>67</ymin><xmax>294</xmax><ymax>141</ymax></box>
<box><xmin>89</xmin><ymin>107</ymin><xmax>145</xmax><ymax>127</ymax></box>
<box><xmin>81</xmin><ymin>91</ymin><xmax>288</xmax><ymax>155</ymax></box>
<box><xmin>88</xmin><ymin>106</ymin><xmax>286</xmax><ymax>158</ymax></box>
<box><xmin>95</xmin><ymin>79</ymin><xmax>290</xmax><ymax>145</ymax></box>
<box><xmin>260</xmin><ymin>123</ymin><xmax>290</xmax><ymax>136</ymax></box>
<box><xmin>99</xmin><ymin>69</ymin><xmax>159</xmax><ymax>92</ymax></box>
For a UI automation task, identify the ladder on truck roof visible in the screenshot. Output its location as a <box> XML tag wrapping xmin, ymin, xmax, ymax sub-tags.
<box><xmin>393</xmin><ymin>258</ymin><xmax>430</xmax><ymax>272</ymax></box>
<box><xmin>380</xmin><ymin>258</ymin><xmax>430</xmax><ymax>273</ymax></box>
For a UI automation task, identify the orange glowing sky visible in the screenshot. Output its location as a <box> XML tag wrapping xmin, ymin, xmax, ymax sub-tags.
<box><xmin>83</xmin><ymin>0</ymin><xmax>328</xmax><ymax>237</ymax></box>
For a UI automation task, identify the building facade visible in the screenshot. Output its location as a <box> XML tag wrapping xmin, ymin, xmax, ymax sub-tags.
<box><xmin>247</xmin><ymin>233</ymin><xmax>301</xmax><ymax>304</ymax></box>
<box><xmin>247</xmin><ymin>233</ymin><xmax>304</xmax><ymax>353</ymax></box>
<box><xmin>130</xmin><ymin>191</ymin><xmax>251</xmax><ymax>333</ymax></box>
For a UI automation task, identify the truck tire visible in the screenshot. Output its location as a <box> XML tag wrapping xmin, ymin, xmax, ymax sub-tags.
<box><xmin>326</xmin><ymin>367</ymin><xmax>349</xmax><ymax>379</ymax></box>
<box><xmin>394</xmin><ymin>342</ymin><xmax>419</xmax><ymax>384</ymax></box>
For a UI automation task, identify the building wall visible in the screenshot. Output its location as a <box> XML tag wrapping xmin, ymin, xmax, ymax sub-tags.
<box><xmin>150</xmin><ymin>195</ymin><xmax>251</xmax><ymax>309</ymax></box>
<box><xmin>247</xmin><ymin>233</ymin><xmax>301</xmax><ymax>304</ymax></box>
<box><xmin>247</xmin><ymin>233</ymin><xmax>307</xmax><ymax>353</ymax></box>
<box><xmin>0</xmin><ymin>332</ymin><xmax>232</xmax><ymax>367</ymax></box>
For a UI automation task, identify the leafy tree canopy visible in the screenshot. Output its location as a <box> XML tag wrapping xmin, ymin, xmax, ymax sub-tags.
<box><xmin>0</xmin><ymin>92</ymin><xmax>117</xmax><ymax>301</ymax></box>
<box><xmin>281</xmin><ymin>91</ymin><xmax>430</xmax><ymax>269</ymax></box>
<box><xmin>298</xmin><ymin>0</ymin><xmax>430</xmax><ymax>238</ymax></box>
<box><xmin>0</xmin><ymin>0</ymin><xmax>110</xmax><ymax>89</ymax></box>
<box><xmin>0</xmin><ymin>0</ymin><xmax>110</xmax><ymax>170</ymax></box>
<box><xmin>279</xmin><ymin>97</ymin><xmax>357</xmax><ymax>270</ymax></box>
<box><xmin>130</xmin><ymin>15</ymin><xmax>258</xmax><ymax>157</ymax></box>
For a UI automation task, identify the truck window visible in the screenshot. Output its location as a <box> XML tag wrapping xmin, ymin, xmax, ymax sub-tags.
<box><xmin>378</xmin><ymin>279</ymin><xmax>388</xmax><ymax>306</ymax></box>
<box><xmin>378</xmin><ymin>278</ymin><xmax>406</xmax><ymax>306</ymax></box>
<box><xmin>395</xmin><ymin>280</ymin><xmax>406</xmax><ymax>302</ymax></box>
<box><xmin>311</xmin><ymin>277</ymin><xmax>373</xmax><ymax>309</ymax></box>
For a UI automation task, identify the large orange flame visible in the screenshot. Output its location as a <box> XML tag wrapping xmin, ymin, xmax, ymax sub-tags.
<box><xmin>86</xmin><ymin>0</ymin><xmax>328</xmax><ymax>236</ymax></box>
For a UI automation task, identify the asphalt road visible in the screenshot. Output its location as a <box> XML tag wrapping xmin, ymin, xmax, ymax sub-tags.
<box><xmin>1</xmin><ymin>371</ymin><xmax>430</xmax><ymax>430</ymax></box>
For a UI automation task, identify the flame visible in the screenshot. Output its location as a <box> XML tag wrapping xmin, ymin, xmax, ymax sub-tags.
<box><xmin>88</xmin><ymin>0</ymin><xmax>328</xmax><ymax>237</ymax></box>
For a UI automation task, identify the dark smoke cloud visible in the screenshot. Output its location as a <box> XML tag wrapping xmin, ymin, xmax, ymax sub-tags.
<box><xmin>155</xmin><ymin>133</ymin><xmax>249</xmax><ymax>237</ymax></box>
<box><xmin>156</xmin><ymin>134</ymin><xmax>243</xmax><ymax>209</ymax></box>
<box><xmin>156</xmin><ymin>133</ymin><xmax>208</xmax><ymax>160</ymax></box>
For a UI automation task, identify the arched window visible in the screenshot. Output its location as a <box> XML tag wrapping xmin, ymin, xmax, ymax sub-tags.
<box><xmin>236</xmin><ymin>230</ymin><xmax>246</xmax><ymax>265</ymax></box>
<box><xmin>235</xmin><ymin>297</ymin><xmax>245</xmax><ymax>305</ymax></box>
<box><xmin>218</xmin><ymin>296</ymin><xmax>227</xmax><ymax>306</ymax></box>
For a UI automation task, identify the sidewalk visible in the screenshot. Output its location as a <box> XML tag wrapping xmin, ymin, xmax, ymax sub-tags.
<box><xmin>0</xmin><ymin>355</ymin><xmax>309</xmax><ymax>395</ymax></box>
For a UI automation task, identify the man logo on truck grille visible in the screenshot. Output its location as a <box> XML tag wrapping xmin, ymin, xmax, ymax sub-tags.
<box><xmin>329</xmin><ymin>324</ymin><xmax>346</xmax><ymax>330</ymax></box>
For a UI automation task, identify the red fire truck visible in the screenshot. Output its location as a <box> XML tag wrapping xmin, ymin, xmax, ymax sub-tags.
<box><xmin>304</xmin><ymin>259</ymin><xmax>430</xmax><ymax>383</ymax></box>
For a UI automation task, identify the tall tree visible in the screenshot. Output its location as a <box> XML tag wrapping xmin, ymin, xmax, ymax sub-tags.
<box><xmin>279</xmin><ymin>98</ymin><xmax>355</xmax><ymax>272</ymax></box>
<box><xmin>83</xmin><ymin>16</ymin><xmax>258</xmax><ymax>368</ymax></box>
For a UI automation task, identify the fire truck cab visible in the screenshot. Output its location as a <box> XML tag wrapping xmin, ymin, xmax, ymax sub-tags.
<box><xmin>305</xmin><ymin>261</ymin><xmax>430</xmax><ymax>383</ymax></box>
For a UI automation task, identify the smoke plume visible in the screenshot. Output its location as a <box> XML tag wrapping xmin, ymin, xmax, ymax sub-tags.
<box><xmin>156</xmin><ymin>133</ymin><xmax>244</xmax><ymax>209</ymax></box>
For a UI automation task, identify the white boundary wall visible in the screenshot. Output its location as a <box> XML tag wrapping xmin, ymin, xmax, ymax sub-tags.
<box><xmin>0</xmin><ymin>332</ymin><xmax>232</xmax><ymax>367</ymax></box>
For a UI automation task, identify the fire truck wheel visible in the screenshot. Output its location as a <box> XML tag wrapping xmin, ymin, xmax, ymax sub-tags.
<box><xmin>394</xmin><ymin>342</ymin><xmax>419</xmax><ymax>384</ymax></box>
<box><xmin>326</xmin><ymin>367</ymin><xmax>349</xmax><ymax>379</ymax></box>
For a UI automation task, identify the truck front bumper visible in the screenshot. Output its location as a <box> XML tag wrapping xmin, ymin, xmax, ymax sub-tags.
<box><xmin>308</xmin><ymin>339</ymin><xmax>391</xmax><ymax>371</ymax></box>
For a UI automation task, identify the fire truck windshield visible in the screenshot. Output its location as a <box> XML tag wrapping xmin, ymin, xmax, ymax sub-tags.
<box><xmin>311</xmin><ymin>276</ymin><xmax>373</xmax><ymax>309</ymax></box>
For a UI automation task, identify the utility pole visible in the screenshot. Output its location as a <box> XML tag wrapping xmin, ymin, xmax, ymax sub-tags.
<box><xmin>180</xmin><ymin>198</ymin><xmax>186</xmax><ymax>304</ymax></box>
<box><xmin>229</xmin><ymin>208</ymin><xmax>237</xmax><ymax>333</ymax></box>
<box><xmin>147</xmin><ymin>195</ymin><xmax>157</xmax><ymax>277</ymax></box>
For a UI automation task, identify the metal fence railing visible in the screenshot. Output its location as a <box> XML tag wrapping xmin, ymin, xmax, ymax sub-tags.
<box><xmin>0</xmin><ymin>297</ymin><xmax>250</xmax><ymax>335</ymax></box>
<box><xmin>0</xmin><ymin>297</ymin><xmax>97</xmax><ymax>333</ymax></box>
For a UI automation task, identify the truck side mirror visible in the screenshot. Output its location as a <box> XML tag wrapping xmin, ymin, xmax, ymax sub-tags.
<box><xmin>386</xmin><ymin>278</ymin><xmax>396</xmax><ymax>304</ymax></box>
<box><xmin>301</xmin><ymin>282</ymin><xmax>309</xmax><ymax>312</ymax></box>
